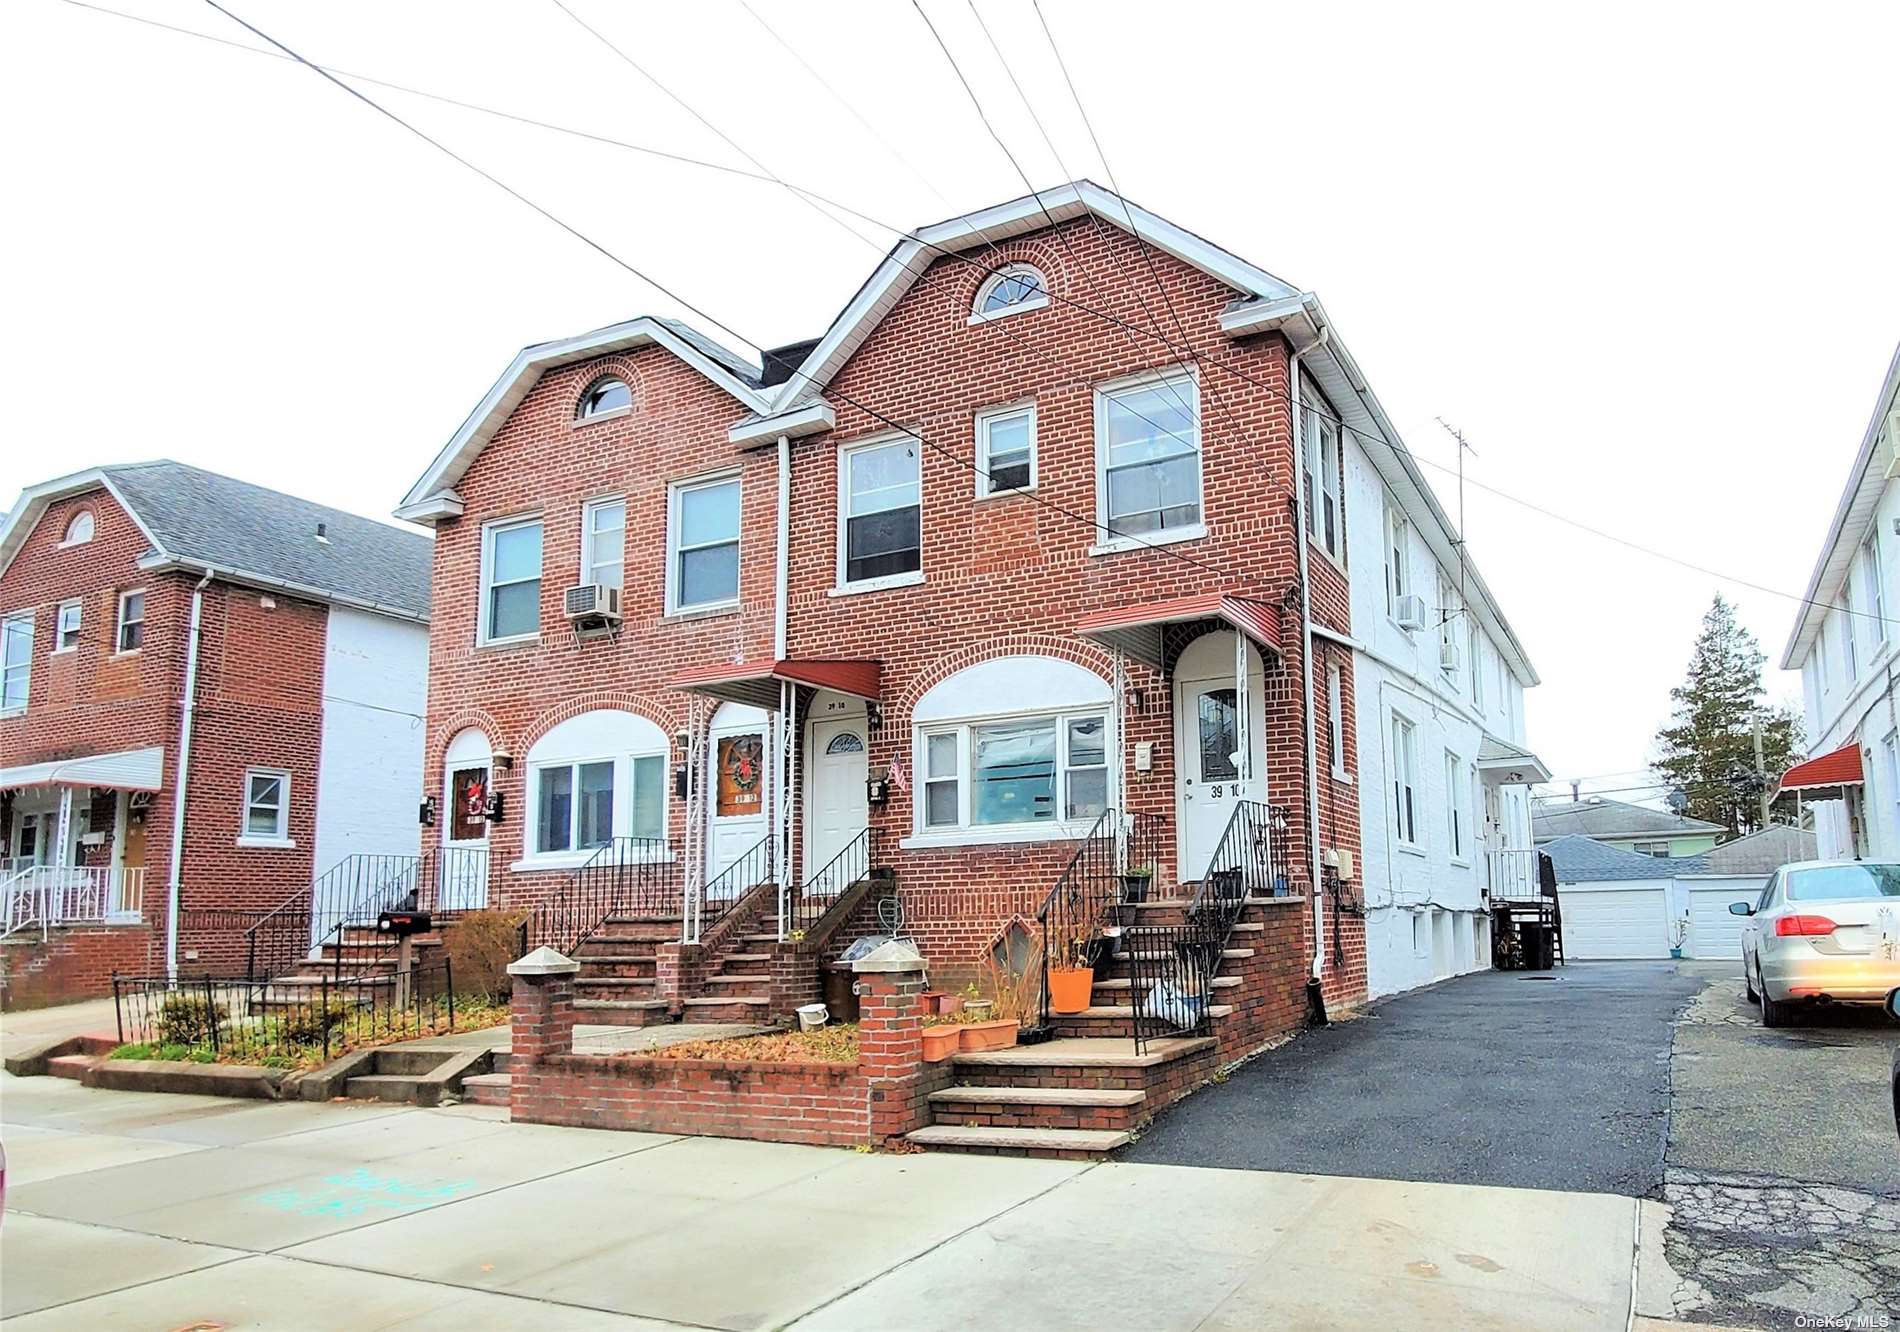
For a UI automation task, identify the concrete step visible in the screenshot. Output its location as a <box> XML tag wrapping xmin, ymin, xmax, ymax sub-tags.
<box><xmin>720</xmin><ymin>953</ymin><xmax>772</xmax><ymax>964</ymax></box>
<box><xmin>928</xmin><ymin>1082</ymin><xmax>1148</xmax><ymax>1132</ymax></box>
<box><xmin>679</xmin><ymin>996</ymin><xmax>769</xmax><ymax>1021</ymax></box>
<box><xmin>573</xmin><ymin>998</ymin><xmax>670</xmax><ymax>1027</ymax></box>
<box><xmin>927</xmin><ymin>1085</ymin><xmax>1146</xmax><ymax>1108</ymax></box>
<box><xmin>47</xmin><ymin>1053</ymin><xmax>100</xmax><ymax>1080</ymax></box>
<box><xmin>573</xmin><ymin>976</ymin><xmax>657</xmax><ymax>992</ymax></box>
<box><xmin>345</xmin><ymin>1073</ymin><xmax>423</xmax><ymax>1102</ymax></box>
<box><xmin>1092</xmin><ymin>975</ymin><xmax>1242</xmax><ymax>993</ymax></box>
<box><xmin>459</xmin><ymin>1072</ymin><xmax>510</xmax><ymax>1107</ymax></box>
<box><xmin>950</xmin><ymin>1035</ymin><xmax>1214</xmax><ymax>1070</ymax></box>
<box><xmin>702</xmin><ymin>974</ymin><xmax>765</xmax><ymax>988</ymax></box>
<box><xmin>903</xmin><ymin>1124</ymin><xmax>1132</xmax><ymax>1157</ymax></box>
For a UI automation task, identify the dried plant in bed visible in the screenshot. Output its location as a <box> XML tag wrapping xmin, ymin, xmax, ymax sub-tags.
<box><xmin>647</xmin><ymin>1024</ymin><xmax>860</xmax><ymax>1064</ymax></box>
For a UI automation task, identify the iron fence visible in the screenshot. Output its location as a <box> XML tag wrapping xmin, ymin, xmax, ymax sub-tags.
<box><xmin>245</xmin><ymin>847</ymin><xmax>491</xmax><ymax>981</ymax></box>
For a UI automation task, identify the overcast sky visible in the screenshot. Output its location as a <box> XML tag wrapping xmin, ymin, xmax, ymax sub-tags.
<box><xmin>6</xmin><ymin>0</ymin><xmax>1898</xmax><ymax>803</ymax></box>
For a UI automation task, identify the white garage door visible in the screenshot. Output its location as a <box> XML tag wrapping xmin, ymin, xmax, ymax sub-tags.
<box><xmin>1559</xmin><ymin>883</ymin><xmax>1672</xmax><ymax>959</ymax></box>
<box><xmin>1685</xmin><ymin>881</ymin><xmax>1759</xmax><ymax>960</ymax></box>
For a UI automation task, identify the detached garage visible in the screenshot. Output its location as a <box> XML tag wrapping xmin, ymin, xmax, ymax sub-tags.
<box><xmin>1681</xmin><ymin>877</ymin><xmax>1761</xmax><ymax>961</ymax></box>
<box><xmin>1559</xmin><ymin>880</ymin><xmax>1677</xmax><ymax>959</ymax></box>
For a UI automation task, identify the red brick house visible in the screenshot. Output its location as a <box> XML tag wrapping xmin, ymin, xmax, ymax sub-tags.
<box><xmin>397</xmin><ymin>183</ymin><xmax>1379</xmax><ymax>1064</ymax></box>
<box><xmin>0</xmin><ymin>462</ymin><xmax>430</xmax><ymax>1006</ymax></box>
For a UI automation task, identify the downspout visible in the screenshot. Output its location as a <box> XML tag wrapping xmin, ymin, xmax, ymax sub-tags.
<box><xmin>166</xmin><ymin>568</ymin><xmax>214</xmax><ymax>983</ymax></box>
<box><xmin>774</xmin><ymin>433</ymin><xmax>790</xmax><ymax>660</ymax></box>
<box><xmin>1289</xmin><ymin>325</ymin><xmax>1333</xmax><ymax>994</ymax></box>
<box><xmin>775</xmin><ymin>433</ymin><xmax>791</xmax><ymax>884</ymax></box>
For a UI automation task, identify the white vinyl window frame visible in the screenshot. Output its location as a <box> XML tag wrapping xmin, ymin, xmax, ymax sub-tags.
<box><xmin>115</xmin><ymin>589</ymin><xmax>145</xmax><ymax>654</ymax></box>
<box><xmin>1301</xmin><ymin>387</ymin><xmax>1342</xmax><ymax>561</ymax></box>
<box><xmin>1469</xmin><ymin>622</ymin><xmax>1485</xmax><ymax>711</ymax></box>
<box><xmin>1390</xmin><ymin>711</ymin><xmax>1420</xmax><ymax>851</ymax></box>
<box><xmin>1438</xmin><ymin>571</ymin><xmax>1459</xmax><ymax>675</ymax></box>
<box><xmin>1864</xmin><ymin>532</ymin><xmax>1888</xmax><ymax>646</ymax></box>
<box><xmin>1445</xmin><ymin>750</ymin><xmax>1470</xmax><ymax>864</ymax></box>
<box><xmin>908</xmin><ymin>706</ymin><xmax>1113</xmax><ymax>848</ymax></box>
<box><xmin>1090</xmin><ymin>365</ymin><xmax>1206</xmax><ymax>555</ymax></box>
<box><xmin>580</xmin><ymin>496</ymin><xmax>626</xmax><ymax>594</ymax></box>
<box><xmin>238</xmin><ymin>767</ymin><xmax>294</xmax><ymax>848</ymax></box>
<box><xmin>61</xmin><ymin>511</ymin><xmax>95</xmax><ymax>546</ymax></box>
<box><xmin>1885</xmin><ymin>731</ymin><xmax>1900</xmax><ymax>827</ymax></box>
<box><xmin>478</xmin><ymin>515</ymin><xmax>543</xmax><ymax>646</ymax></box>
<box><xmin>969</xmin><ymin>262</ymin><xmax>1050</xmax><ymax>324</ymax></box>
<box><xmin>1840</xmin><ymin>587</ymin><xmax>1858</xmax><ymax>682</ymax></box>
<box><xmin>1326</xmin><ymin>664</ymin><xmax>1350</xmax><ymax>782</ymax></box>
<box><xmin>1</xmin><ymin>611</ymin><xmax>33</xmax><ymax>713</ymax></box>
<box><xmin>521</xmin><ymin>751</ymin><xmax>669</xmax><ymax>868</ymax></box>
<box><xmin>973</xmin><ymin>401</ymin><xmax>1037</xmax><ymax>498</ymax></box>
<box><xmin>54</xmin><ymin>599</ymin><xmax>82</xmax><ymax>654</ymax></box>
<box><xmin>666</xmin><ymin>473</ymin><xmax>742</xmax><ymax>614</ymax></box>
<box><xmin>1385</xmin><ymin>505</ymin><xmax>1410</xmax><ymax>620</ymax></box>
<box><xmin>833</xmin><ymin>433</ymin><xmax>924</xmax><ymax>595</ymax></box>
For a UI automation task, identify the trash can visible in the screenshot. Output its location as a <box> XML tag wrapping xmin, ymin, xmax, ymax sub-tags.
<box><xmin>1520</xmin><ymin>922</ymin><xmax>1554</xmax><ymax>970</ymax></box>
<box><xmin>823</xmin><ymin>963</ymin><xmax>860</xmax><ymax>1024</ymax></box>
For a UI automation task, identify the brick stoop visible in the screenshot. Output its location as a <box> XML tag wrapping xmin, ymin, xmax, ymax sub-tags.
<box><xmin>570</xmin><ymin>914</ymin><xmax>682</xmax><ymax>1025</ymax></box>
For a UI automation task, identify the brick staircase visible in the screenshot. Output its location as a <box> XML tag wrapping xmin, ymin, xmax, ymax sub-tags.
<box><xmin>680</xmin><ymin>918</ymin><xmax>777</xmax><ymax>1022</ymax></box>
<box><xmin>570</xmin><ymin>915</ymin><xmax>676</xmax><ymax>1027</ymax></box>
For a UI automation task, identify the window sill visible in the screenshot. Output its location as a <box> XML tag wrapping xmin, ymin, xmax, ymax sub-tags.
<box><xmin>974</xmin><ymin>483</ymin><xmax>1037</xmax><ymax>503</ymax></box>
<box><xmin>967</xmin><ymin>298</ymin><xmax>1049</xmax><ymax>326</ymax></box>
<box><xmin>1330</xmin><ymin>769</ymin><xmax>1353</xmax><ymax>786</ymax></box>
<box><xmin>901</xmin><ymin>822</ymin><xmax>1097</xmax><ymax>851</ymax></box>
<box><xmin>1395</xmin><ymin>841</ymin><xmax>1427</xmax><ymax>859</ymax></box>
<box><xmin>113</xmin><ymin>648</ymin><xmax>141</xmax><ymax>659</ymax></box>
<box><xmin>476</xmin><ymin>635</ymin><xmax>542</xmax><ymax>652</ymax></box>
<box><xmin>510</xmin><ymin>849</ymin><xmax>675</xmax><ymax>873</ymax></box>
<box><xmin>236</xmin><ymin>836</ymin><xmax>296</xmax><ymax>850</ymax></box>
<box><xmin>664</xmin><ymin>602</ymin><xmax>740</xmax><ymax>623</ymax></box>
<box><xmin>0</xmin><ymin>706</ymin><xmax>25</xmax><ymax>719</ymax></box>
<box><xmin>1088</xmin><ymin>523</ymin><xmax>1207</xmax><ymax>557</ymax></box>
<box><xmin>571</xmin><ymin>405</ymin><xmax>633</xmax><ymax>428</ymax></box>
<box><xmin>829</xmin><ymin>570</ymin><xmax>925</xmax><ymax>598</ymax></box>
<box><xmin>51</xmin><ymin>647</ymin><xmax>76</xmax><ymax>657</ymax></box>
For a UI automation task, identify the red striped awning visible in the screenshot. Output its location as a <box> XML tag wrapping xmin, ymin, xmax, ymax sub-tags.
<box><xmin>1075</xmin><ymin>593</ymin><xmax>1283</xmax><ymax>669</ymax></box>
<box><xmin>1775</xmin><ymin>742</ymin><xmax>1863</xmax><ymax>797</ymax></box>
<box><xmin>670</xmin><ymin>658</ymin><xmax>881</xmax><ymax>710</ymax></box>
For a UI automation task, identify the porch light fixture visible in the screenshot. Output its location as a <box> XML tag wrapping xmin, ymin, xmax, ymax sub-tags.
<box><xmin>492</xmin><ymin>749</ymin><xmax>514</xmax><ymax>770</ymax></box>
<box><xmin>419</xmin><ymin>795</ymin><xmax>438</xmax><ymax>827</ymax></box>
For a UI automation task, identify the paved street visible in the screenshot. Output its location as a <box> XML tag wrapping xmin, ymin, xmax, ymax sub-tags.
<box><xmin>0</xmin><ymin>1069</ymin><xmax>1638</xmax><ymax>1330</ymax></box>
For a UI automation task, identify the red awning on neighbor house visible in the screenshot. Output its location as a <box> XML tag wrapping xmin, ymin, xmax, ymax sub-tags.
<box><xmin>669</xmin><ymin>658</ymin><xmax>882</xmax><ymax>710</ymax></box>
<box><xmin>1775</xmin><ymin>742</ymin><xmax>1864</xmax><ymax>798</ymax></box>
<box><xmin>1075</xmin><ymin>593</ymin><xmax>1283</xmax><ymax>669</ymax></box>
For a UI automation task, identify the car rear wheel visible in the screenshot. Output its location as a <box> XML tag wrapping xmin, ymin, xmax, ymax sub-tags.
<box><xmin>1758</xmin><ymin>961</ymin><xmax>1793</xmax><ymax>1027</ymax></box>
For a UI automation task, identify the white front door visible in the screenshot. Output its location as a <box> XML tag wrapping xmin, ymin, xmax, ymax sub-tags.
<box><xmin>808</xmin><ymin>718</ymin><xmax>869</xmax><ymax>875</ymax></box>
<box><xmin>706</xmin><ymin>704</ymin><xmax>770</xmax><ymax>891</ymax></box>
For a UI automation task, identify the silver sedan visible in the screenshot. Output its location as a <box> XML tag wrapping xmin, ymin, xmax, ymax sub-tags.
<box><xmin>1729</xmin><ymin>859</ymin><xmax>1900</xmax><ymax>1027</ymax></box>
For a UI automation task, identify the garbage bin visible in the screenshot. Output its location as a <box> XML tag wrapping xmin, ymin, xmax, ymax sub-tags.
<box><xmin>823</xmin><ymin>963</ymin><xmax>860</xmax><ymax>1024</ymax></box>
<box><xmin>1520</xmin><ymin>922</ymin><xmax>1554</xmax><ymax>970</ymax></box>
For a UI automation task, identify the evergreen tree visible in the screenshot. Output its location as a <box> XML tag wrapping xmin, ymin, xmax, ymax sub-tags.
<box><xmin>1652</xmin><ymin>594</ymin><xmax>1804</xmax><ymax>838</ymax></box>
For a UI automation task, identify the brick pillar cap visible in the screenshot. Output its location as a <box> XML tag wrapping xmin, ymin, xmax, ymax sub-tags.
<box><xmin>851</xmin><ymin>940</ymin><xmax>925</xmax><ymax>973</ymax></box>
<box><xmin>509</xmin><ymin>946</ymin><xmax>581</xmax><ymax>976</ymax></box>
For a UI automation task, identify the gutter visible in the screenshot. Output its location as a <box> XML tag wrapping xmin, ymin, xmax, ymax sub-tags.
<box><xmin>138</xmin><ymin>556</ymin><xmax>429</xmax><ymax>626</ymax></box>
<box><xmin>166</xmin><ymin>568</ymin><xmax>214</xmax><ymax>983</ymax></box>
<box><xmin>1289</xmin><ymin>327</ymin><xmax>1332</xmax><ymax>988</ymax></box>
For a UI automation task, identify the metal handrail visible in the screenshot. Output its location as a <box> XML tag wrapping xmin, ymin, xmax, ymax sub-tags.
<box><xmin>1035</xmin><ymin>809</ymin><xmax>1167</xmax><ymax>1030</ymax></box>
<box><xmin>703</xmin><ymin>835</ymin><xmax>777</xmax><ymax>909</ymax></box>
<box><xmin>780</xmin><ymin>828</ymin><xmax>879</xmax><ymax>943</ymax></box>
<box><xmin>526</xmin><ymin>837</ymin><xmax>678</xmax><ymax>958</ymax></box>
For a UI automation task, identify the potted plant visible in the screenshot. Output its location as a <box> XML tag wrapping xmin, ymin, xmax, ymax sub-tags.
<box><xmin>1119</xmin><ymin>863</ymin><xmax>1154</xmax><ymax>904</ymax></box>
<box><xmin>956</xmin><ymin>1009</ymin><xmax>1018</xmax><ymax>1052</ymax></box>
<box><xmin>1045</xmin><ymin>924</ymin><xmax>1097</xmax><ymax>1015</ymax></box>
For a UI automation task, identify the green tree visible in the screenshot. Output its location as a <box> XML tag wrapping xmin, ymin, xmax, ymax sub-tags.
<box><xmin>1652</xmin><ymin>594</ymin><xmax>1804</xmax><ymax>838</ymax></box>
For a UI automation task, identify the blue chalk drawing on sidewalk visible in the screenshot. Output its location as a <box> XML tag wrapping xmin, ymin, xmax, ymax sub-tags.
<box><xmin>253</xmin><ymin>1167</ymin><xmax>477</xmax><ymax>1219</ymax></box>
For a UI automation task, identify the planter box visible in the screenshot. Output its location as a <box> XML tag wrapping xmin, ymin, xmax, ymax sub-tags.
<box><xmin>958</xmin><ymin>1019</ymin><xmax>1019</xmax><ymax>1052</ymax></box>
<box><xmin>921</xmin><ymin>1026</ymin><xmax>962</xmax><ymax>1063</ymax></box>
<box><xmin>921</xmin><ymin>991</ymin><xmax>964</xmax><ymax>1017</ymax></box>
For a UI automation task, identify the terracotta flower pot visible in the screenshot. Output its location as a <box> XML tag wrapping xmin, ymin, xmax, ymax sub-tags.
<box><xmin>1046</xmin><ymin>965</ymin><xmax>1095</xmax><ymax>1015</ymax></box>
<box><xmin>958</xmin><ymin>1018</ymin><xmax>1019</xmax><ymax>1052</ymax></box>
<box><xmin>921</xmin><ymin>1026</ymin><xmax>962</xmax><ymax>1063</ymax></box>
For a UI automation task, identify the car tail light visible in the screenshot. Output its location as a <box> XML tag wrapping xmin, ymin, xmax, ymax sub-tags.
<box><xmin>1776</xmin><ymin>914</ymin><xmax>1839</xmax><ymax>937</ymax></box>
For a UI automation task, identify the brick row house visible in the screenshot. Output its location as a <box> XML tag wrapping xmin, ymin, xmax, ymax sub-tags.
<box><xmin>397</xmin><ymin>179</ymin><xmax>1542</xmax><ymax>1083</ymax></box>
<box><xmin>0</xmin><ymin>462</ymin><xmax>430</xmax><ymax>1005</ymax></box>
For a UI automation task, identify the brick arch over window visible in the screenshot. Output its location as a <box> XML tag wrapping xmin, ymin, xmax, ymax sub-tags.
<box><xmin>895</xmin><ymin>632</ymin><xmax>1115</xmax><ymax>718</ymax></box>
<box><xmin>516</xmin><ymin>691</ymin><xmax>682</xmax><ymax>757</ymax></box>
<box><xmin>948</xmin><ymin>238</ymin><xmax>1070</xmax><ymax>327</ymax></box>
<box><xmin>558</xmin><ymin>355</ymin><xmax>645</xmax><ymax>416</ymax></box>
<box><xmin>1161</xmin><ymin>622</ymin><xmax>1283</xmax><ymax>685</ymax></box>
<box><xmin>432</xmin><ymin>709</ymin><xmax>506</xmax><ymax>764</ymax></box>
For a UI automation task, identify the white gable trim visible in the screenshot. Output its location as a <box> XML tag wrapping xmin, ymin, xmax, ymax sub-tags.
<box><xmin>0</xmin><ymin>467</ymin><xmax>173</xmax><ymax>584</ymax></box>
<box><xmin>398</xmin><ymin>317</ymin><xmax>772</xmax><ymax>522</ymax></box>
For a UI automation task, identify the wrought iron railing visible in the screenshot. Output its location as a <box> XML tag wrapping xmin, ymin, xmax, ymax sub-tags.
<box><xmin>1036</xmin><ymin>809</ymin><xmax>1168</xmax><ymax>1030</ymax></box>
<box><xmin>704</xmin><ymin>835</ymin><xmax>777</xmax><ymax>906</ymax></box>
<box><xmin>526</xmin><ymin>837</ymin><xmax>678</xmax><ymax>957</ymax></box>
<box><xmin>244</xmin><ymin>847</ymin><xmax>490</xmax><ymax>981</ymax></box>
<box><xmin>1</xmin><ymin>865</ymin><xmax>145</xmax><ymax>940</ymax></box>
<box><xmin>1126</xmin><ymin>801</ymin><xmax>1290</xmax><ymax>1052</ymax></box>
<box><xmin>779</xmin><ymin>828</ymin><xmax>881</xmax><ymax>943</ymax></box>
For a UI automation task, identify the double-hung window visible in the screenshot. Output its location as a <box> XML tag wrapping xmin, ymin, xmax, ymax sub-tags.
<box><xmin>116</xmin><ymin>590</ymin><xmax>144</xmax><ymax>653</ymax></box>
<box><xmin>533</xmin><ymin>754</ymin><xmax>665</xmax><ymax>854</ymax></box>
<box><xmin>1865</xmin><ymin>533</ymin><xmax>1887</xmax><ymax>646</ymax></box>
<box><xmin>1302</xmin><ymin>393</ymin><xmax>1341</xmax><ymax>558</ymax></box>
<box><xmin>1385</xmin><ymin>507</ymin><xmax>1410</xmax><ymax>618</ymax></box>
<box><xmin>481</xmin><ymin>518</ymin><xmax>542</xmax><ymax>643</ymax></box>
<box><xmin>242</xmin><ymin>768</ymin><xmax>291</xmax><ymax>844</ymax></box>
<box><xmin>1</xmin><ymin>612</ymin><xmax>33</xmax><ymax>712</ymax></box>
<box><xmin>840</xmin><ymin>437</ymin><xmax>921</xmax><ymax>587</ymax></box>
<box><xmin>669</xmin><ymin>477</ymin><xmax>740</xmax><ymax>611</ymax></box>
<box><xmin>1840</xmin><ymin>590</ymin><xmax>1858</xmax><ymax>682</ymax></box>
<box><xmin>1097</xmin><ymin>370</ymin><xmax>1201</xmax><ymax>540</ymax></box>
<box><xmin>55</xmin><ymin>599</ymin><xmax>81</xmax><ymax>653</ymax></box>
<box><xmin>581</xmin><ymin>498</ymin><xmax>625</xmax><ymax>593</ymax></box>
<box><xmin>975</xmin><ymin>403</ymin><xmax>1036</xmax><ymax>496</ymax></box>
<box><xmin>1470</xmin><ymin>623</ymin><xmax>1485</xmax><ymax>710</ymax></box>
<box><xmin>1631</xmin><ymin>840</ymin><xmax>1671</xmax><ymax>859</ymax></box>
<box><xmin>918</xmin><ymin>710</ymin><xmax>1109</xmax><ymax>833</ymax></box>
<box><xmin>1391</xmin><ymin>713</ymin><xmax>1418</xmax><ymax>846</ymax></box>
<box><xmin>1326</xmin><ymin>664</ymin><xmax>1348</xmax><ymax>780</ymax></box>
<box><xmin>1438</xmin><ymin>571</ymin><xmax>1458</xmax><ymax>673</ymax></box>
<box><xmin>1445</xmin><ymin>752</ymin><xmax>1469</xmax><ymax>861</ymax></box>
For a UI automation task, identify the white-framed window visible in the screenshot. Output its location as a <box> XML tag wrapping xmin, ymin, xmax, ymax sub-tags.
<box><xmin>480</xmin><ymin>517</ymin><xmax>542</xmax><ymax>644</ymax></box>
<box><xmin>1864</xmin><ymin>532</ymin><xmax>1887</xmax><ymax>645</ymax></box>
<box><xmin>971</xmin><ymin>263</ymin><xmax>1049</xmax><ymax>322</ymax></box>
<box><xmin>975</xmin><ymin>402</ymin><xmax>1036</xmax><ymax>497</ymax></box>
<box><xmin>54</xmin><ymin>599</ymin><xmax>81</xmax><ymax>653</ymax></box>
<box><xmin>1096</xmin><ymin>368</ymin><xmax>1202</xmax><ymax>542</ymax></box>
<box><xmin>1438</xmin><ymin>571</ymin><xmax>1459</xmax><ymax>674</ymax></box>
<box><xmin>1390</xmin><ymin>712</ymin><xmax>1418</xmax><ymax>847</ymax></box>
<box><xmin>1</xmin><ymin>612</ymin><xmax>32</xmax><ymax>712</ymax></box>
<box><xmin>581</xmin><ymin>497</ymin><xmax>625</xmax><ymax>592</ymax></box>
<box><xmin>668</xmin><ymin>476</ymin><xmax>740</xmax><ymax>611</ymax></box>
<box><xmin>1445</xmin><ymin>751</ymin><xmax>1469</xmax><ymax>861</ymax></box>
<box><xmin>1470</xmin><ymin>623</ymin><xmax>1485</xmax><ymax>710</ymax></box>
<box><xmin>1326</xmin><ymin>664</ymin><xmax>1348</xmax><ymax>780</ymax></box>
<box><xmin>917</xmin><ymin>710</ymin><xmax>1109</xmax><ymax>833</ymax></box>
<box><xmin>519</xmin><ymin>710</ymin><xmax>670</xmax><ymax>868</ymax></box>
<box><xmin>241</xmin><ymin>768</ymin><xmax>291</xmax><ymax>844</ymax></box>
<box><xmin>576</xmin><ymin>375</ymin><xmax>631</xmax><ymax>420</ymax></box>
<box><xmin>115</xmin><ymin>590</ymin><xmax>144</xmax><ymax>653</ymax></box>
<box><xmin>1301</xmin><ymin>390</ymin><xmax>1341</xmax><ymax>558</ymax></box>
<box><xmin>1818</xmin><ymin>621</ymin><xmax>1831</xmax><ymax>694</ymax></box>
<box><xmin>1839</xmin><ymin>589</ymin><xmax>1858</xmax><ymax>682</ymax></box>
<box><xmin>1885</xmin><ymin>732</ymin><xmax>1900</xmax><ymax>828</ymax></box>
<box><xmin>1386</xmin><ymin>506</ymin><xmax>1410</xmax><ymax>617</ymax></box>
<box><xmin>61</xmin><ymin>511</ymin><xmax>94</xmax><ymax>546</ymax></box>
<box><xmin>1630</xmin><ymin>840</ymin><xmax>1671</xmax><ymax>859</ymax></box>
<box><xmin>838</xmin><ymin>435</ymin><xmax>921</xmax><ymax>589</ymax></box>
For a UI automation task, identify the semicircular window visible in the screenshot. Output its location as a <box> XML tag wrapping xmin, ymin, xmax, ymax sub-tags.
<box><xmin>577</xmin><ymin>376</ymin><xmax>632</xmax><ymax>420</ymax></box>
<box><xmin>973</xmin><ymin>264</ymin><xmax>1049</xmax><ymax>320</ymax></box>
<box><xmin>63</xmin><ymin>511</ymin><xmax>95</xmax><ymax>545</ymax></box>
<box><xmin>825</xmin><ymin>731</ymin><xmax>866</xmax><ymax>755</ymax></box>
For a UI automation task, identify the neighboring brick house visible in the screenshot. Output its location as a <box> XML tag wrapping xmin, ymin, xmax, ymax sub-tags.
<box><xmin>397</xmin><ymin>183</ymin><xmax>1530</xmax><ymax>1048</ymax></box>
<box><xmin>0</xmin><ymin>461</ymin><xmax>430</xmax><ymax>1005</ymax></box>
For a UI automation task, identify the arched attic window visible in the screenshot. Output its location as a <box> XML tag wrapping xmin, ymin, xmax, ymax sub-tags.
<box><xmin>576</xmin><ymin>376</ymin><xmax>632</xmax><ymax>420</ymax></box>
<box><xmin>62</xmin><ymin>511</ymin><xmax>95</xmax><ymax>545</ymax></box>
<box><xmin>971</xmin><ymin>264</ymin><xmax>1049</xmax><ymax>322</ymax></box>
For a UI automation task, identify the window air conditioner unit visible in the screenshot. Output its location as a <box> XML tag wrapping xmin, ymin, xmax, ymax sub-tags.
<box><xmin>1394</xmin><ymin>594</ymin><xmax>1427</xmax><ymax>630</ymax></box>
<box><xmin>1439</xmin><ymin>637</ymin><xmax>1461</xmax><ymax>672</ymax></box>
<box><xmin>563</xmin><ymin>584</ymin><xmax>621</xmax><ymax>623</ymax></box>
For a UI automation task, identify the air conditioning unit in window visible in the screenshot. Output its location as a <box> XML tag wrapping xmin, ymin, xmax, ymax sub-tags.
<box><xmin>563</xmin><ymin>584</ymin><xmax>621</xmax><ymax>623</ymax></box>
<box><xmin>1393</xmin><ymin>594</ymin><xmax>1427</xmax><ymax>630</ymax></box>
<box><xmin>1439</xmin><ymin>637</ymin><xmax>1461</xmax><ymax>672</ymax></box>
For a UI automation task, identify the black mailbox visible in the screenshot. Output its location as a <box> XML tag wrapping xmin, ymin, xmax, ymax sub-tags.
<box><xmin>377</xmin><ymin>910</ymin><xmax>432</xmax><ymax>937</ymax></box>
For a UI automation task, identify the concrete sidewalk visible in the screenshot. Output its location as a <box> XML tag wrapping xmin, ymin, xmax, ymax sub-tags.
<box><xmin>1</xmin><ymin>1072</ymin><xmax>1645</xmax><ymax>1330</ymax></box>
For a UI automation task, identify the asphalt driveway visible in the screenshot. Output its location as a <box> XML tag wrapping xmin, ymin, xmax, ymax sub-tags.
<box><xmin>1123</xmin><ymin>961</ymin><xmax>1704</xmax><ymax>1196</ymax></box>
